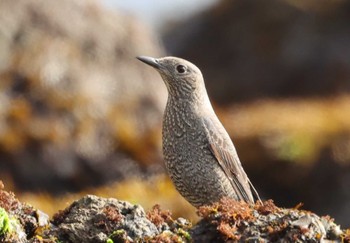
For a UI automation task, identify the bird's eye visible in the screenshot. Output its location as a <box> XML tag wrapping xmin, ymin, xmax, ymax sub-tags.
<box><xmin>176</xmin><ymin>65</ymin><xmax>187</xmax><ymax>74</ymax></box>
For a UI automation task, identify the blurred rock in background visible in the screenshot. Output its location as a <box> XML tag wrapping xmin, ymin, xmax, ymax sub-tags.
<box><xmin>0</xmin><ymin>0</ymin><xmax>167</xmax><ymax>192</ymax></box>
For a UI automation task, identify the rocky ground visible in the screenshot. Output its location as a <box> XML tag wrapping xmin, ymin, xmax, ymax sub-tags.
<box><xmin>0</xmin><ymin>181</ymin><xmax>349</xmax><ymax>243</ymax></box>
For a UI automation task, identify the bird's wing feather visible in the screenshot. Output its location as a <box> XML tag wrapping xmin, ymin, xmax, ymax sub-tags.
<box><xmin>202</xmin><ymin>117</ymin><xmax>260</xmax><ymax>203</ymax></box>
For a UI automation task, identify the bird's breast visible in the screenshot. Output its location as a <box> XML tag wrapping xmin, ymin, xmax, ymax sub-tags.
<box><xmin>163</xmin><ymin>112</ymin><xmax>209</xmax><ymax>163</ymax></box>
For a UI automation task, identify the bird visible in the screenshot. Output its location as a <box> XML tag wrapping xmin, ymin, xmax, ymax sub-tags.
<box><xmin>137</xmin><ymin>56</ymin><xmax>260</xmax><ymax>207</ymax></box>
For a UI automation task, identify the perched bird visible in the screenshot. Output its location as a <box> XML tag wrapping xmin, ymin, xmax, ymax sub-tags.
<box><xmin>137</xmin><ymin>56</ymin><xmax>260</xmax><ymax>207</ymax></box>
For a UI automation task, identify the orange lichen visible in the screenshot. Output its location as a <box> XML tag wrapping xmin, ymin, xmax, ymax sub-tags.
<box><xmin>343</xmin><ymin>229</ymin><xmax>350</xmax><ymax>243</ymax></box>
<box><xmin>293</xmin><ymin>202</ymin><xmax>304</xmax><ymax>210</ymax></box>
<box><xmin>255</xmin><ymin>199</ymin><xmax>279</xmax><ymax>215</ymax></box>
<box><xmin>197</xmin><ymin>198</ymin><xmax>256</xmax><ymax>240</ymax></box>
<box><xmin>217</xmin><ymin>221</ymin><xmax>240</xmax><ymax>241</ymax></box>
<box><xmin>146</xmin><ymin>204</ymin><xmax>173</xmax><ymax>227</ymax></box>
<box><xmin>147</xmin><ymin>231</ymin><xmax>183</xmax><ymax>243</ymax></box>
<box><xmin>103</xmin><ymin>205</ymin><xmax>123</xmax><ymax>223</ymax></box>
<box><xmin>198</xmin><ymin>198</ymin><xmax>255</xmax><ymax>222</ymax></box>
<box><xmin>0</xmin><ymin>180</ymin><xmax>19</xmax><ymax>212</ymax></box>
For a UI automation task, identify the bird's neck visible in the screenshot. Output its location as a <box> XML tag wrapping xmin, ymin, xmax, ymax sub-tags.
<box><xmin>165</xmin><ymin>97</ymin><xmax>191</xmax><ymax>112</ymax></box>
<box><xmin>166</xmin><ymin>91</ymin><xmax>215</xmax><ymax>116</ymax></box>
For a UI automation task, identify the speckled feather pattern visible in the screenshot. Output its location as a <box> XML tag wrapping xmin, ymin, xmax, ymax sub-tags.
<box><xmin>163</xmin><ymin>98</ymin><xmax>239</xmax><ymax>206</ymax></box>
<box><xmin>137</xmin><ymin>56</ymin><xmax>260</xmax><ymax>207</ymax></box>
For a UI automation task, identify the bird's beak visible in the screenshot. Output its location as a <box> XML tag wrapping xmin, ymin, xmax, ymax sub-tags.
<box><xmin>137</xmin><ymin>56</ymin><xmax>161</xmax><ymax>69</ymax></box>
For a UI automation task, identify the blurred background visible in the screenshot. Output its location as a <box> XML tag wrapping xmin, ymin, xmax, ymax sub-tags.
<box><xmin>0</xmin><ymin>0</ymin><xmax>350</xmax><ymax>227</ymax></box>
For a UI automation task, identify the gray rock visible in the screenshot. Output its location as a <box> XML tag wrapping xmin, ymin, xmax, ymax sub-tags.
<box><xmin>49</xmin><ymin>195</ymin><xmax>159</xmax><ymax>243</ymax></box>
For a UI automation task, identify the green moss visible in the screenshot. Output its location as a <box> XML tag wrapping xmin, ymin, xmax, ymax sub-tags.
<box><xmin>107</xmin><ymin>229</ymin><xmax>127</xmax><ymax>243</ymax></box>
<box><xmin>0</xmin><ymin>207</ymin><xmax>12</xmax><ymax>236</ymax></box>
<box><xmin>177</xmin><ymin>228</ymin><xmax>192</xmax><ymax>242</ymax></box>
<box><xmin>0</xmin><ymin>207</ymin><xmax>23</xmax><ymax>240</ymax></box>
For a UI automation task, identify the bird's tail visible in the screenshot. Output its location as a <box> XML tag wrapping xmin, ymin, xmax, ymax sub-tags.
<box><xmin>249</xmin><ymin>179</ymin><xmax>262</xmax><ymax>203</ymax></box>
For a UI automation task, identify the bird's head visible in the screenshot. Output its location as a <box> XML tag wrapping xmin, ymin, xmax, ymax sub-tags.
<box><xmin>137</xmin><ymin>56</ymin><xmax>206</xmax><ymax>101</ymax></box>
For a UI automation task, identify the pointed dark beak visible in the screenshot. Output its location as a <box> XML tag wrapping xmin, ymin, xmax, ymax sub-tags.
<box><xmin>137</xmin><ymin>56</ymin><xmax>161</xmax><ymax>69</ymax></box>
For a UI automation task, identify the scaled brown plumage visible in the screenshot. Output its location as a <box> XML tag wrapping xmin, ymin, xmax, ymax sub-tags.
<box><xmin>137</xmin><ymin>56</ymin><xmax>260</xmax><ymax>207</ymax></box>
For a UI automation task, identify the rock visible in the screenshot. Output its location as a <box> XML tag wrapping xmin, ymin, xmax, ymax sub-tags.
<box><xmin>48</xmin><ymin>195</ymin><xmax>159</xmax><ymax>242</ymax></box>
<box><xmin>0</xmin><ymin>182</ymin><xmax>349</xmax><ymax>243</ymax></box>
<box><xmin>46</xmin><ymin>195</ymin><xmax>192</xmax><ymax>242</ymax></box>
<box><xmin>191</xmin><ymin>198</ymin><xmax>346</xmax><ymax>242</ymax></box>
<box><xmin>0</xmin><ymin>181</ymin><xmax>49</xmax><ymax>243</ymax></box>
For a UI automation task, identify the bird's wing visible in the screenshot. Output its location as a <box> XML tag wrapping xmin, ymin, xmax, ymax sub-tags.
<box><xmin>202</xmin><ymin>117</ymin><xmax>260</xmax><ymax>203</ymax></box>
